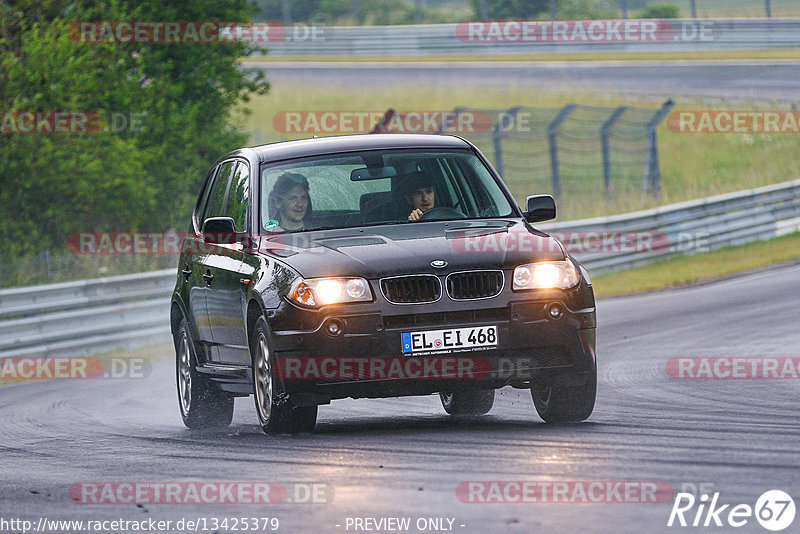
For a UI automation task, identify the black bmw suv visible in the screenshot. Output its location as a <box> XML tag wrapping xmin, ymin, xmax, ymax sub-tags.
<box><xmin>170</xmin><ymin>134</ymin><xmax>596</xmax><ymax>434</ymax></box>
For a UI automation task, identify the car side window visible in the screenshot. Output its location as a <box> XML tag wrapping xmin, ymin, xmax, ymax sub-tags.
<box><xmin>195</xmin><ymin>167</ymin><xmax>216</xmax><ymax>225</ymax></box>
<box><xmin>225</xmin><ymin>162</ymin><xmax>249</xmax><ymax>232</ymax></box>
<box><xmin>203</xmin><ymin>161</ymin><xmax>236</xmax><ymax>224</ymax></box>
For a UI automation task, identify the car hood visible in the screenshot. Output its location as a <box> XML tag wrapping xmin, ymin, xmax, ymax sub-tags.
<box><xmin>255</xmin><ymin>220</ymin><xmax>565</xmax><ymax>279</ymax></box>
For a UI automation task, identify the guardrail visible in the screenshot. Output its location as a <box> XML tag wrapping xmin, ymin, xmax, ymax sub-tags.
<box><xmin>261</xmin><ymin>18</ymin><xmax>800</xmax><ymax>55</ymax></box>
<box><xmin>0</xmin><ymin>270</ymin><xmax>175</xmax><ymax>359</ymax></box>
<box><xmin>541</xmin><ymin>179</ymin><xmax>800</xmax><ymax>271</ymax></box>
<box><xmin>1</xmin><ymin>179</ymin><xmax>798</xmax><ymax>359</ymax></box>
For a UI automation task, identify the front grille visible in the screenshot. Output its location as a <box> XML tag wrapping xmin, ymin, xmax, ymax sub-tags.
<box><xmin>446</xmin><ymin>270</ymin><xmax>504</xmax><ymax>300</ymax></box>
<box><xmin>383</xmin><ymin>308</ymin><xmax>508</xmax><ymax>330</ymax></box>
<box><xmin>380</xmin><ymin>275</ymin><xmax>441</xmax><ymax>304</ymax></box>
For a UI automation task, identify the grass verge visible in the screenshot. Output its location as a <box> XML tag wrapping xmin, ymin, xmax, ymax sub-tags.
<box><xmin>591</xmin><ymin>232</ymin><xmax>800</xmax><ymax>297</ymax></box>
<box><xmin>242</xmin><ymin>83</ymin><xmax>800</xmax><ymax>221</ymax></box>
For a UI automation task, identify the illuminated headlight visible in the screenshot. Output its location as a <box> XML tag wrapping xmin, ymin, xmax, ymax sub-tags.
<box><xmin>513</xmin><ymin>260</ymin><xmax>580</xmax><ymax>290</ymax></box>
<box><xmin>288</xmin><ymin>277</ymin><xmax>372</xmax><ymax>307</ymax></box>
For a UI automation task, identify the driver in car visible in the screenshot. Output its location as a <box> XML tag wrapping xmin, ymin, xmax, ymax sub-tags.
<box><xmin>400</xmin><ymin>171</ymin><xmax>436</xmax><ymax>221</ymax></box>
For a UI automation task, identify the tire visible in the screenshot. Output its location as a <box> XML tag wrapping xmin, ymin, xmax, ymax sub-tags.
<box><xmin>439</xmin><ymin>389</ymin><xmax>495</xmax><ymax>416</ymax></box>
<box><xmin>530</xmin><ymin>367</ymin><xmax>596</xmax><ymax>423</ymax></box>
<box><xmin>175</xmin><ymin>318</ymin><xmax>234</xmax><ymax>429</ymax></box>
<box><xmin>251</xmin><ymin>317</ymin><xmax>317</xmax><ymax>435</ymax></box>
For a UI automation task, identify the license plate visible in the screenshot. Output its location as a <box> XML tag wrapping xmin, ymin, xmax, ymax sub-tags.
<box><xmin>401</xmin><ymin>326</ymin><xmax>498</xmax><ymax>354</ymax></box>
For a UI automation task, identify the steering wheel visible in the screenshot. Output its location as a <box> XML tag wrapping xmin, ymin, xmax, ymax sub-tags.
<box><xmin>419</xmin><ymin>207</ymin><xmax>467</xmax><ymax>221</ymax></box>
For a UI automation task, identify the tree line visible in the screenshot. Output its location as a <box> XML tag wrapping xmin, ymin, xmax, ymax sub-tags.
<box><xmin>0</xmin><ymin>0</ymin><xmax>268</xmax><ymax>264</ymax></box>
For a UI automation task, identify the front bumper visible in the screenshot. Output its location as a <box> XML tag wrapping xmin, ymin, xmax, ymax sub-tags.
<box><xmin>265</xmin><ymin>277</ymin><xmax>596</xmax><ymax>402</ymax></box>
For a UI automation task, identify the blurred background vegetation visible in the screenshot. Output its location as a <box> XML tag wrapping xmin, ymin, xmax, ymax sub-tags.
<box><xmin>1</xmin><ymin>0</ymin><xmax>797</xmax><ymax>287</ymax></box>
<box><xmin>253</xmin><ymin>0</ymin><xmax>798</xmax><ymax>25</ymax></box>
<box><xmin>0</xmin><ymin>0</ymin><xmax>269</xmax><ymax>267</ymax></box>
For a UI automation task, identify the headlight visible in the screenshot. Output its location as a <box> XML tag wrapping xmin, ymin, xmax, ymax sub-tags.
<box><xmin>288</xmin><ymin>277</ymin><xmax>372</xmax><ymax>307</ymax></box>
<box><xmin>513</xmin><ymin>260</ymin><xmax>580</xmax><ymax>290</ymax></box>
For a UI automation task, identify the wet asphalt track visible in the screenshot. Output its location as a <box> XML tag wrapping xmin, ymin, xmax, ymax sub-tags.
<box><xmin>1</xmin><ymin>263</ymin><xmax>799</xmax><ymax>534</ymax></box>
<box><xmin>244</xmin><ymin>60</ymin><xmax>800</xmax><ymax>100</ymax></box>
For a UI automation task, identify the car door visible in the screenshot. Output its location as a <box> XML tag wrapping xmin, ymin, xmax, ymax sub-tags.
<box><xmin>204</xmin><ymin>160</ymin><xmax>252</xmax><ymax>365</ymax></box>
<box><xmin>195</xmin><ymin>160</ymin><xmax>237</xmax><ymax>363</ymax></box>
<box><xmin>182</xmin><ymin>164</ymin><xmax>222</xmax><ymax>355</ymax></box>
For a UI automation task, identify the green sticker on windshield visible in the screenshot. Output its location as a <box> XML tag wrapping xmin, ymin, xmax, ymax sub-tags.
<box><xmin>263</xmin><ymin>220</ymin><xmax>280</xmax><ymax>231</ymax></box>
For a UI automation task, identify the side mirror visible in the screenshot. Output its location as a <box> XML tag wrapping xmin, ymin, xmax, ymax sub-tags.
<box><xmin>523</xmin><ymin>195</ymin><xmax>556</xmax><ymax>223</ymax></box>
<box><xmin>202</xmin><ymin>217</ymin><xmax>237</xmax><ymax>244</ymax></box>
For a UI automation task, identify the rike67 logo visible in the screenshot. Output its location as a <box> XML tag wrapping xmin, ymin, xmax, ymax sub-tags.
<box><xmin>668</xmin><ymin>490</ymin><xmax>795</xmax><ymax>531</ymax></box>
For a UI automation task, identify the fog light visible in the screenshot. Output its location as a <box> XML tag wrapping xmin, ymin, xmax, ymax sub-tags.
<box><xmin>325</xmin><ymin>319</ymin><xmax>344</xmax><ymax>337</ymax></box>
<box><xmin>547</xmin><ymin>303</ymin><xmax>564</xmax><ymax>320</ymax></box>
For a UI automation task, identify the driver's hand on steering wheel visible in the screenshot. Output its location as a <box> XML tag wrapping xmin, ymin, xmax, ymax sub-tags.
<box><xmin>408</xmin><ymin>208</ymin><xmax>424</xmax><ymax>221</ymax></box>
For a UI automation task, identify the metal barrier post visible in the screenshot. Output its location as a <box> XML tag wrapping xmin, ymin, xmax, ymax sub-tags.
<box><xmin>547</xmin><ymin>104</ymin><xmax>576</xmax><ymax>198</ymax></box>
<box><xmin>645</xmin><ymin>100</ymin><xmax>675</xmax><ymax>194</ymax></box>
<box><xmin>370</xmin><ymin>109</ymin><xmax>396</xmax><ymax>133</ymax></box>
<box><xmin>601</xmin><ymin>106</ymin><xmax>628</xmax><ymax>198</ymax></box>
<box><xmin>492</xmin><ymin>127</ymin><xmax>504</xmax><ymax>177</ymax></box>
<box><xmin>491</xmin><ymin>106</ymin><xmax>521</xmax><ymax>177</ymax></box>
<box><xmin>438</xmin><ymin>106</ymin><xmax>466</xmax><ymax>134</ymax></box>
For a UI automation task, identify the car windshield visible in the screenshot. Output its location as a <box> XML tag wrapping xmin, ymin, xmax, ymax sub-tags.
<box><xmin>260</xmin><ymin>148</ymin><xmax>515</xmax><ymax>233</ymax></box>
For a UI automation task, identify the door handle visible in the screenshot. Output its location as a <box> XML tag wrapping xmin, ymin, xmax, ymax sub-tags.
<box><xmin>181</xmin><ymin>267</ymin><xmax>192</xmax><ymax>281</ymax></box>
<box><xmin>203</xmin><ymin>270</ymin><xmax>214</xmax><ymax>284</ymax></box>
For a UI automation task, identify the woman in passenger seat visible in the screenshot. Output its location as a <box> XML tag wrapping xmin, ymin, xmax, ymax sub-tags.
<box><xmin>268</xmin><ymin>172</ymin><xmax>312</xmax><ymax>232</ymax></box>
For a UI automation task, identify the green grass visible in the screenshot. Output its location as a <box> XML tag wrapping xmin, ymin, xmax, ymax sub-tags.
<box><xmin>240</xmin><ymin>83</ymin><xmax>800</xmax><ymax>221</ymax></box>
<box><xmin>591</xmin><ymin>231</ymin><xmax>800</xmax><ymax>297</ymax></box>
<box><xmin>670</xmin><ymin>0</ymin><xmax>800</xmax><ymax>17</ymax></box>
<box><xmin>246</xmin><ymin>48</ymin><xmax>800</xmax><ymax>63</ymax></box>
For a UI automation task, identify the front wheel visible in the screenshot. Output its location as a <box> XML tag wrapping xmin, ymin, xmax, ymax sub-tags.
<box><xmin>251</xmin><ymin>317</ymin><xmax>317</xmax><ymax>435</ymax></box>
<box><xmin>530</xmin><ymin>367</ymin><xmax>596</xmax><ymax>423</ymax></box>
<box><xmin>439</xmin><ymin>389</ymin><xmax>494</xmax><ymax>416</ymax></box>
<box><xmin>175</xmin><ymin>318</ymin><xmax>234</xmax><ymax>429</ymax></box>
